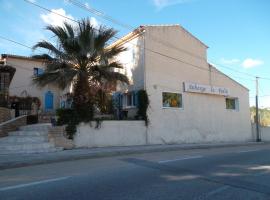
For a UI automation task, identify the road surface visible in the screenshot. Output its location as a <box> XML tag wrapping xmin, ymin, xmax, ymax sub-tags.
<box><xmin>1</xmin><ymin>144</ymin><xmax>270</xmax><ymax>199</ymax></box>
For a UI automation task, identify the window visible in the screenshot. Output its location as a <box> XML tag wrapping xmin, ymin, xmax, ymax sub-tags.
<box><xmin>126</xmin><ymin>93</ymin><xmax>133</xmax><ymax>107</ymax></box>
<box><xmin>226</xmin><ymin>98</ymin><xmax>238</xmax><ymax>110</ymax></box>
<box><xmin>33</xmin><ymin>67</ymin><xmax>44</xmax><ymax>76</ymax></box>
<box><xmin>0</xmin><ymin>73</ymin><xmax>9</xmax><ymax>91</ymax></box>
<box><xmin>123</xmin><ymin>91</ymin><xmax>137</xmax><ymax>108</ymax></box>
<box><xmin>162</xmin><ymin>92</ymin><xmax>182</xmax><ymax>108</ymax></box>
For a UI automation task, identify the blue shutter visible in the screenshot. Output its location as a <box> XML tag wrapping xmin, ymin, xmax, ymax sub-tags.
<box><xmin>133</xmin><ymin>91</ymin><xmax>138</xmax><ymax>107</ymax></box>
<box><xmin>38</xmin><ymin>68</ymin><xmax>44</xmax><ymax>75</ymax></box>
<box><xmin>45</xmin><ymin>91</ymin><xmax>54</xmax><ymax>110</ymax></box>
<box><xmin>119</xmin><ymin>93</ymin><xmax>123</xmax><ymax>109</ymax></box>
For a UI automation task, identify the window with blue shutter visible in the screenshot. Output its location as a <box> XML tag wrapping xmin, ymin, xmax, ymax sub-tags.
<box><xmin>133</xmin><ymin>91</ymin><xmax>138</xmax><ymax>107</ymax></box>
<box><xmin>34</xmin><ymin>67</ymin><xmax>44</xmax><ymax>76</ymax></box>
<box><xmin>38</xmin><ymin>68</ymin><xmax>44</xmax><ymax>75</ymax></box>
<box><xmin>119</xmin><ymin>93</ymin><xmax>123</xmax><ymax>109</ymax></box>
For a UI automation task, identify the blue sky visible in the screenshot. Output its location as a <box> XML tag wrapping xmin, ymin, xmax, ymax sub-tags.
<box><xmin>0</xmin><ymin>0</ymin><xmax>269</xmax><ymax>107</ymax></box>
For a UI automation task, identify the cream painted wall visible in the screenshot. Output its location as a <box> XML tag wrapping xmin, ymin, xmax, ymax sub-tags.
<box><xmin>116</xmin><ymin>36</ymin><xmax>145</xmax><ymax>92</ymax></box>
<box><xmin>74</xmin><ymin>121</ymin><xmax>147</xmax><ymax>147</ymax></box>
<box><xmin>6</xmin><ymin>57</ymin><xmax>62</xmax><ymax>111</ymax></box>
<box><xmin>143</xmin><ymin>25</ymin><xmax>252</xmax><ymax>144</ymax></box>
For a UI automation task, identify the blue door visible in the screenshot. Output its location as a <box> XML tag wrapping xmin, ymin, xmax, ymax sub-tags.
<box><xmin>45</xmin><ymin>91</ymin><xmax>54</xmax><ymax>110</ymax></box>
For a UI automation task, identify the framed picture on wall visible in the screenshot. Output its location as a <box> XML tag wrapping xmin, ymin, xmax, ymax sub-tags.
<box><xmin>162</xmin><ymin>92</ymin><xmax>182</xmax><ymax>108</ymax></box>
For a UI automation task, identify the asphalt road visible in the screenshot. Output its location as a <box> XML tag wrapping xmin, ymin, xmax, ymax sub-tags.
<box><xmin>1</xmin><ymin>144</ymin><xmax>270</xmax><ymax>200</ymax></box>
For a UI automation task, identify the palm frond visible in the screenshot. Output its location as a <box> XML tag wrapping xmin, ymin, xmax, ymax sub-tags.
<box><xmin>32</xmin><ymin>41</ymin><xmax>63</xmax><ymax>58</ymax></box>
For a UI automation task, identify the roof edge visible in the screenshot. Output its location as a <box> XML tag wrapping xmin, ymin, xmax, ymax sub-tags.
<box><xmin>1</xmin><ymin>54</ymin><xmax>46</xmax><ymax>62</ymax></box>
<box><xmin>209</xmin><ymin>64</ymin><xmax>249</xmax><ymax>91</ymax></box>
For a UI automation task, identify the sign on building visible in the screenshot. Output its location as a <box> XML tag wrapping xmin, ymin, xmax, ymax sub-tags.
<box><xmin>183</xmin><ymin>82</ymin><xmax>229</xmax><ymax>96</ymax></box>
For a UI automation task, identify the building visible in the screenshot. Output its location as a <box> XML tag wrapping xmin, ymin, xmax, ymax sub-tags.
<box><xmin>0</xmin><ymin>54</ymin><xmax>65</xmax><ymax>114</ymax></box>
<box><xmin>111</xmin><ymin>25</ymin><xmax>252</xmax><ymax>143</ymax></box>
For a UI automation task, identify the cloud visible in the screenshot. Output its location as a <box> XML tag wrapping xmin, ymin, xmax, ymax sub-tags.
<box><xmin>152</xmin><ymin>0</ymin><xmax>192</xmax><ymax>9</ymax></box>
<box><xmin>242</xmin><ymin>58</ymin><xmax>264</xmax><ymax>68</ymax></box>
<box><xmin>40</xmin><ymin>8</ymin><xmax>98</xmax><ymax>28</ymax></box>
<box><xmin>90</xmin><ymin>17</ymin><xmax>99</xmax><ymax>28</ymax></box>
<box><xmin>220</xmin><ymin>58</ymin><xmax>240</xmax><ymax>65</ymax></box>
<box><xmin>40</xmin><ymin>8</ymin><xmax>75</xmax><ymax>27</ymax></box>
<box><xmin>28</xmin><ymin>0</ymin><xmax>36</xmax><ymax>2</ymax></box>
<box><xmin>85</xmin><ymin>2</ymin><xmax>90</xmax><ymax>9</ymax></box>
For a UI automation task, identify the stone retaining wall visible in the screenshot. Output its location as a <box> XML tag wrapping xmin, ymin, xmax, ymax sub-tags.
<box><xmin>0</xmin><ymin>107</ymin><xmax>11</xmax><ymax>123</ymax></box>
<box><xmin>48</xmin><ymin>126</ymin><xmax>74</xmax><ymax>149</ymax></box>
<box><xmin>0</xmin><ymin>115</ymin><xmax>27</xmax><ymax>137</ymax></box>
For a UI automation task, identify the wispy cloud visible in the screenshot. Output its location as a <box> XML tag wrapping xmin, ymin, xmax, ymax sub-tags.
<box><xmin>242</xmin><ymin>58</ymin><xmax>264</xmax><ymax>68</ymax></box>
<box><xmin>40</xmin><ymin>8</ymin><xmax>75</xmax><ymax>27</ymax></box>
<box><xmin>85</xmin><ymin>2</ymin><xmax>90</xmax><ymax>9</ymax></box>
<box><xmin>152</xmin><ymin>0</ymin><xmax>193</xmax><ymax>10</ymax></box>
<box><xmin>220</xmin><ymin>57</ymin><xmax>264</xmax><ymax>69</ymax></box>
<box><xmin>40</xmin><ymin>8</ymin><xmax>99</xmax><ymax>28</ymax></box>
<box><xmin>220</xmin><ymin>58</ymin><xmax>240</xmax><ymax>65</ymax></box>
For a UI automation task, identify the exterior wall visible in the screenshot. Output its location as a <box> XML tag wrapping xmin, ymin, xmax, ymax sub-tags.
<box><xmin>74</xmin><ymin>121</ymin><xmax>147</xmax><ymax>148</ymax></box>
<box><xmin>0</xmin><ymin>115</ymin><xmax>27</xmax><ymax>137</ymax></box>
<box><xmin>0</xmin><ymin>107</ymin><xmax>11</xmax><ymax>123</ymax></box>
<box><xmin>116</xmin><ymin>36</ymin><xmax>145</xmax><ymax>92</ymax></box>
<box><xmin>6</xmin><ymin>57</ymin><xmax>62</xmax><ymax>111</ymax></box>
<box><xmin>113</xmin><ymin>34</ymin><xmax>145</xmax><ymax>118</ymax></box>
<box><xmin>143</xmin><ymin>26</ymin><xmax>252</xmax><ymax>144</ymax></box>
<box><xmin>251</xmin><ymin>124</ymin><xmax>270</xmax><ymax>142</ymax></box>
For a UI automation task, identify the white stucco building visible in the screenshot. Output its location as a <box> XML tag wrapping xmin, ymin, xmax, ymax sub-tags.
<box><xmin>111</xmin><ymin>25</ymin><xmax>252</xmax><ymax>143</ymax></box>
<box><xmin>0</xmin><ymin>54</ymin><xmax>64</xmax><ymax>113</ymax></box>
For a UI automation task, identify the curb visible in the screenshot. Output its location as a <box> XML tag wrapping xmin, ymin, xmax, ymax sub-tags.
<box><xmin>0</xmin><ymin>142</ymin><xmax>267</xmax><ymax>170</ymax></box>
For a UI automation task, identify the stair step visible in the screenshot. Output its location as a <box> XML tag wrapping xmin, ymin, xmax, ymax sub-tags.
<box><xmin>0</xmin><ymin>135</ymin><xmax>48</xmax><ymax>143</ymax></box>
<box><xmin>9</xmin><ymin>131</ymin><xmax>48</xmax><ymax>136</ymax></box>
<box><xmin>0</xmin><ymin>142</ymin><xmax>55</xmax><ymax>151</ymax></box>
<box><xmin>19</xmin><ymin>123</ymin><xmax>52</xmax><ymax>131</ymax></box>
<box><xmin>1</xmin><ymin>123</ymin><xmax>65</xmax><ymax>154</ymax></box>
<box><xmin>0</xmin><ymin>147</ymin><xmax>63</xmax><ymax>154</ymax></box>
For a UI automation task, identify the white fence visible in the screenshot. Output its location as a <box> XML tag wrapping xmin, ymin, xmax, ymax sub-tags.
<box><xmin>252</xmin><ymin>123</ymin><xmax>270</xmax><ymax>141</ymax></box>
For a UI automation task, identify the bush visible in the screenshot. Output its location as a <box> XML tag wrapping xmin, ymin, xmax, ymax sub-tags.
<box><xmin>56</xmin><ymin>104</ymin><xmax>94</xmax><ymax>139</ymax></box>
<box><xmin>56</xmin><ymin>108</ymin><xmax>78</xmax><ymax>139</ymax></box>
<box><xmin>136</xmin><ymin>90</ymin><xmax>149</xmax><ymax>126</ymax></box>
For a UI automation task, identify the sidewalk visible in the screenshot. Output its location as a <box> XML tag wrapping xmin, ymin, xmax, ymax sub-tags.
<box><xmin>0</xmin><ymin>142</ymin><xmax>268</xmax><ymax>170</ymax></box>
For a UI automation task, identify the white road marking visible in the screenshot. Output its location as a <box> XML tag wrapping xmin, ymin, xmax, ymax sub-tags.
<box><xmin>0</xmin><ymin>176</ymin><xmax>71</xmax><ymax>192</ymax></box>
<box><xmin>158</xmin><ymin>155</ymin><xmax>203</xmax><ymax>163</ymax></box>
<box><xmin>196</xmin><ymin>186</ymin><xmax>229</xmax><ymax>199</ymax></box>
<box><xmin>237</xmin><ymin>149</ymin><xmax>260</xmax><ymax>153</ymax></box>
<box><xmin>206</xmin><ymin>185</ymin><xmax>229</xmax><ymax>196</ymax></box>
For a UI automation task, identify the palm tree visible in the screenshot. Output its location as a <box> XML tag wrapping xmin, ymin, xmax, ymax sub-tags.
<box><xmin>32</xmin><ymin>18</ymin><xmax>129</xmax><ymax>117</ymax></box>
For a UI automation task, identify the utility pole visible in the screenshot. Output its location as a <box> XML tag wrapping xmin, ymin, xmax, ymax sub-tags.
<box><xmin>255</xmin><ymin>76</ymin><xmax>261</xmax><ymax>142</ymax></box>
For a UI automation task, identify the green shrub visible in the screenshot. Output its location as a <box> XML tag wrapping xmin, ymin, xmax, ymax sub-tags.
<box><xmin>136</xmin><ymin>90</ymin><xmax>149</xmax><ymax>126</ymax></box>
<box><xmin>56</xmin><ymin>108</ymin><xmax>78</xmax><ymax>139</ymax></box>
<box><xmin>56</xmin><ymin>102</ymin><xmax>95</xmax><ymax>139</ymax></box>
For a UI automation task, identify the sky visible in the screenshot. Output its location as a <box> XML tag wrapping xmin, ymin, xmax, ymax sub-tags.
<box><xmin>0</xmin><ymin>0</ymin><xmax>269</xmax><ymax>107</ymax></box>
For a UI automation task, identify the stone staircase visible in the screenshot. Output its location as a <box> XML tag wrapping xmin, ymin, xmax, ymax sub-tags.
<box><xmin>0</xmin><ymin>123</ymin><xmax>63</xmax><ymax>154</ymax></box>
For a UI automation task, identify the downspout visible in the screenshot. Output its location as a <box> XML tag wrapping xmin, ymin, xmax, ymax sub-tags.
<box><xmin>142</xmin><ymin>29</ymin><xmax>149</xmax><ymax>145</ymax></box>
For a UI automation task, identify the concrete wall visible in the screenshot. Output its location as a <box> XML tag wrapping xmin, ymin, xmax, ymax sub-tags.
<box><xmin>251</xmin><ymin>123</ymin><xmax>270</xmax><ymax>142</ymax></box>
<box><xmin>74</xmin><ymin>121</ymin><xmax>147</xmax><ymax>148</ymax></box>
<box><xmin>6</xmin><ymin>57</ymin><xmax>62</xmax><ymax>111</ymax></box>
<box><xmin>116</xmin><ymin>35</ymin><xmax>145</xmax><ymax>92</ymax></box>
<box><xmin>143</xmin><ymin>25</ymin><xmax>252</xmax><ymax>144</ymax></box>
